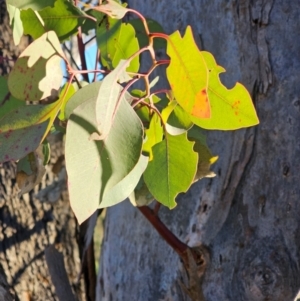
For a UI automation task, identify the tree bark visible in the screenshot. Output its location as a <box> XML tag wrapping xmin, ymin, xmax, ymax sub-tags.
<box><xmin>0</xmin><ymin>2</ymin><xmax>85</xmax><ymax>300</ymax></box>
<box><xmin>97</xmin><ymin>0</ymin><xmax>300</xmax><ymax>300</ymax></box>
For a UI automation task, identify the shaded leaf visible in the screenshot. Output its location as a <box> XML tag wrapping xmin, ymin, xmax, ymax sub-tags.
<box><xmin>191</xmin><ymin>51</ymin><xmax>260</xmax><ymax>129</ymax></box>
<box><xmin>166</xmin><ymin>103</ymin><xmax>193</xmax><ymax>135</ymax></box>
<box><xmin>6</xmin><ymin>0</ymin><xmax>55</xmax><ymax>10</ymax></box>
<box><xmin>65</xmin><ymin>89</ymin><xmax>144</xmax><ymax>223</ymax></box>
<box><xmin>192</xmin><ymin>139</ymin><xmax>218</xmax><ymax>181</ymax></box>
<box><xmin>129</xmin><ymin>177</ymin><xmax>154</xmax><ymax>207</ymax></box>
<box><xmin>8</xmin><ymin>31</ymin><xmax>64</xmax><ymax>101</ymax></box>
<box><xmin>21</xmin><ymin>0</ymin><xmax>85</xmax><ymax>41</ymax></box>
<box><xmin>81</xmin><ymin>9</ymin><xmax>105</xmax><ymax>34</ymax></box>
<box><xmin>188</xmin><ymin>125</ymin><xmax>217</xmax><ymax>180</ymax></box>
<box><xmin>97</xmin><ymin>18</ymin><xmax>140</xmax><ymax>73</ymax></box>
<box><xmin>0</xmin><ymin>101</ymin><xmax>61</xmax><ymax>163</ymax></box>
<box><xmin>16</xmin><ymin>145</ymin><xmax>46</xmax><ymax>195</ymax></box>
<box><xmin>144</xmin><ymin>133</ymin><xmax>198</xmax><ymax>208</ymax></box>
<box><xmin>127</xmin><ymin>18</ymin><xmax>166</xmax><ymax>49</ymax></box>
<box><xmin>0</xmin><ymin>76</ymin><xmax>25</xmax><ymax>118</ymax></box>
<box><xmin>167</xmin><ymin>26</ymin><xmax>210</xmax><ymax>119</ymax></box>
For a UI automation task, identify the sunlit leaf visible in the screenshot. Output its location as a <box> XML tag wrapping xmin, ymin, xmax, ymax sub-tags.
<box><xmin>93</xmin><ymin>0</ymin><xmax>128</xmax><ymax>19</ymax></box>
<box><xmin>21</xmin><ymin>0</ymin><xmax>85</xmax><ymax>41</ymax></box>
<box><xmin>94</xmin><ymin>60</ymin><xmax>131</xmax><ymax>140</ymax></box>
<box><xmin>167</xmin><ymin>26</ymin><xmax>210</xmax><ymax>119</ymax></box>
<box><xmin>144</xmin><ymin>132</ymin><xmax>198</xmax><ymax>208</ymax></box>
<box><xmin>58</xmin><ymin>83</ymin><xmax>77</xmax><ymax>121</ymax></box>
<box><xmin>6</xmin><ymin>5</ymin><xmax>23</xmax><ymax>45</ymax></box>
<box><xmin>6</xmin><ymin>0</ymin><xmax>55</xmax><ymax>10</ymax></box>
<box><xmin>8</xmin><ymin>31</ymin><xmax>64</xmax><ymax>101</ymax></box>
<box><xmin>65</xmin><ymin>89</ymin><xmax>144</xmax><ymax>223</ymax></box>
<box><xmin>142</xmin><ymin>114</ymin><xmax>163</xmax><ymax>160</ymax></box>
<box><xmin>64</xmin><ymin>82</ymin><xmax>99</xmax><ymax>120</ymax></box>
<box><xmin>191</xmin><ymin>51</ymin><xmax>260</xmax><ymax>129</ymax></box>
<box><xmin>100</xmin><ymin>154</ymin><xmax>148</xmax><ymax>208</ymax></box>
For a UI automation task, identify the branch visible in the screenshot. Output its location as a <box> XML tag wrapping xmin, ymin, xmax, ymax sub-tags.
<box><xmin>45</xmin><ymin>245</ymin><xmax>77</xmax><ymax>301</ymax></box>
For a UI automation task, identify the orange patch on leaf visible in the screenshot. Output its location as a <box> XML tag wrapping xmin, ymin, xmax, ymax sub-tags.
<box><xmin>192</xmin><ymin>89</ymin><xmax>211</xmax><ymax>118</ymax></box>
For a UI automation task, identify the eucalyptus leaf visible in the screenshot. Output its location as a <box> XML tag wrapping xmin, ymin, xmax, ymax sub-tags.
<box><xmin>144</xmin><ymin>132</ymin><xmax>198</xmax><ymax>208</ymax></box>
<box><xmin>8</xmin><ymin>31</ymin><xmax>63</xmax><ymax>101</ymax></box>
<box><xmin>65</xmin><ymin>88</ymin><xmax>144</xmax><ymax>224</ymax></box>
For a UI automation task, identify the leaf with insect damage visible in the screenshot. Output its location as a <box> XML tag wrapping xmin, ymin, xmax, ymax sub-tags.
<box><xmin>191</xmin><ymin>51</ymin><xmax>259</xmax><ymax>130</ymax></box>
<box><xmin>0</xmin><ymin>76</ymin><xmax>25</xmax><ymax>118</ymax></box>
<box><xmin>167</xmin><ymin>26</ymin><xmax>210</xmax><ymax>119</ymax></box>
<box><xmin>0</xmin><ymin>100</ymin><xmax>62</xmax><ymax>163</ymax></box>
<box><xmin>144</xmin><ymin>132</ymin><xmax>198</xmax><ymax>209</ymax></box>
<box><xmin>8</xmin><ymin>31</ymin><xmax>64</xmax><ymax>101</ymax></box>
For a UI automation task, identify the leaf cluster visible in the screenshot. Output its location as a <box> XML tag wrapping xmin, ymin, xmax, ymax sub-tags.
<box><xmin>1</xmin><ymin>0</ymin><xmax>259</xmax><ymax>223</ymax></box>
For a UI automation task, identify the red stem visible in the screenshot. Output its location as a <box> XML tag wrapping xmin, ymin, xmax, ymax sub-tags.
<box><xmin>138</xmin><ymin>206</ymin><xmax>188</xmax><ymax>256</ymax></box>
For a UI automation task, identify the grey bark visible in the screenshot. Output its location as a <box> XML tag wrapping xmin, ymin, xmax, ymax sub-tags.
<box><xmin>97</xmin><ymin>0</ymin><xmax>300</xmax><ymax>300</ymax></box>
<box><xmin>0</xmin><ymin>2</ymin><xmax>85</xmax><ymax>300</ymax></box>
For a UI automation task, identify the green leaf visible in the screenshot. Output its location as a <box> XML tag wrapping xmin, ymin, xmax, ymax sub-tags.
<box><xmin>129</xmin><ymin>177</ymin><xmax>154</xmax><ymax>207</ymax></box>
<box><xmin>58</xmin><ymin>83</ymin><xmax>77</xmax><ymax>121</ymax></box>
<box><xmin>167</xmin><ymin>26</ymin><xmax>210</xmax><ymax>119</ymax></box>
<box><xmin>65</xmin><ymin>82</ymin><xmax>104</xmax><ymax>120</ymax></box>
<box><xmin>97</xmin><ymin>18</ymin><xmax>140</xmax><ymax>73</ymax></box>
<box><xmin>142</xmin><ymin>114</ymin><xmax>163</xmax><ymax>160</ymax></box>
<box><xmin>191</xmin><ymin>139</ymin><xmax>218</xmax><ymax>181</ymax></box>
<box><xmin>81</xmin><ymin>9</ymin><xmax>105</xmax><ymax>34</ymax></box>
<box><xmin>191</xmin><ymin>51</ymin><xmax>260</xmax><ymax>130</ymax></box>
<box><xmin>16</xmin><ymin>145</ymin><xmax>46</xmax><ymax>195</ymax></box>
<box><xmin>0</xmin><ymin>101</ymin><xmax>62</xmax><ymax>163</ymax></box>
<box><xmin>188</xmin><ymin>125</ymin><xmax>217</xmax><ymax>180</ymax></box>
<box><xmin>166</xmin><ymin>103</ymin><xmax>193</xmax><ymax>135</ymax></box>
<box><xmin>8</xmin><ymin>31</ymin><xmax>63</xmax><ymax>101</ymax></box>
<box><xmin>100</xmin><ymin>154</ymin><xmax>148</xmax><ymax>208</ymax></box>
<box><xmin>144</xmin><ymin>132</ymin><xmax>198</xmax><ymax>208</ymax></box>
<box><xmin>6</xmin><ymin>5</ymin><xmax>23</xmax><ymax>45</ymax></box>
<box><xmin>0</xmin><ymin>76</ymin><xmax>25</xmax><ymax>118</ymax></box>
<box><xmin>21</xmin><ymin>0</ymin><xmax>85</xmax><ymax>41</ymax></box>
<box><xmin>94</xmin><ymin>60</ymin><xmax>131</xmax><ymax>140</ymax></box>
<box><xmin>6</xmin><ymin>0</ymin><xmax>55</xmax><ymax>10</ymax></box>
<box><xmin>93</xmin><ymin>0</ymin><xmax>128</xmax><ymax>19</ymax></box>
<box><xmin>65</xmin><ymin>84</ymin><xmax>144</xmax><ymax>223</ymax></box>
<box><xmin>127</xmin><ymin>18</ymin><xmax>166</xmax><ymax>49</ymax></box>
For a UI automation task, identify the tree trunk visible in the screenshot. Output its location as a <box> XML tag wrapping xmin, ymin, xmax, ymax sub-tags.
<box><xmin>97</xmin><ymin>0</ymin><xmax>300</xmax><ymax>300</ymax></box>
<box><xmin>0</xmin><ymin>2</ymin><xmax>85</xmax><ymax>300</ymax></box>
